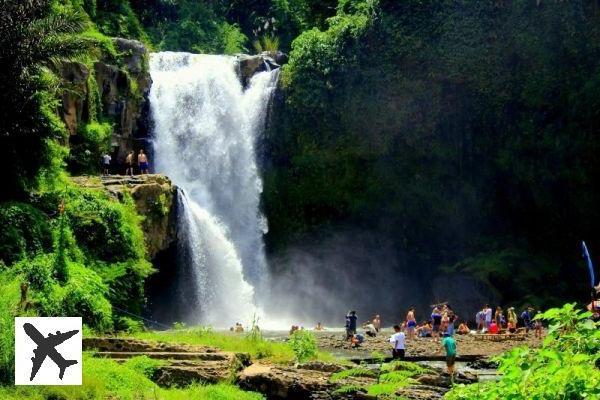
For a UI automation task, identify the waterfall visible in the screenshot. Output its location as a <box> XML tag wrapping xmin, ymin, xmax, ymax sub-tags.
<box><xmin>149</xmin><ymin>52</ymin><xmax>278</xmax><ymax>325</ymax></box>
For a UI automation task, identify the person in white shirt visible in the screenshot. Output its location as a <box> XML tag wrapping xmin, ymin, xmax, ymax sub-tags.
<box><xmin>102</xmin><ymin>153</ymin><xmax>111</xmax><ymax>176</ymax></box>
<box><xmin>389</xmin><ymin>324</ymin><xmax>406</xmax><ymax>359</ymax></box>
<box><xmin>484</xmin><ymin>304</ymin><xmax>492</xmax><ymax>331</ymax></box>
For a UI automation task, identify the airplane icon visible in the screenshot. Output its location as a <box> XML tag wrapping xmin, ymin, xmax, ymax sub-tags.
<box><xmin>23</xmin><ymin>323</ymin><xmax>79</xmax><ymax>381</ymax></box>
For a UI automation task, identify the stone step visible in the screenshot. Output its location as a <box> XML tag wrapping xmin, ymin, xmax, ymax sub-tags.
<box><xmin>95</xmin><ymin>351</ymin><xmax>234</xmax><ymax>361</ymax></box>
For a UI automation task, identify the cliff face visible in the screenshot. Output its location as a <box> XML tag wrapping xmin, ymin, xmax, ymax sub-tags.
<box><xmin>71</xmin><ymin>175</ymin><xmax>177</xmax><ymax>260</ymax></box>
<box><xmin>60</xmin><ymin>38</ymin><xmax>151</xmax><ymax>166</ymax></box>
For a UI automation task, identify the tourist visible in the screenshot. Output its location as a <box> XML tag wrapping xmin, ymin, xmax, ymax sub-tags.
<box><xmin>125</xmin><ymin>150</ymin><xmax>134</xmax><ymax>176</ymax></box>
<box><xmin>417</xmin><ymin>321</ymin><xmax>432</xmax><ymax>338</ymax></box>
<box><xmin>363</xmin><ymin>322</ymin><xmax>377</xmax><ymax>337</ymax></box>
<box><xmin>406</xmin><ymin>307</ymin><xmax>417</xmax><ymax>340</ymax></box>
<box><xmin>488</xmin><ymin>320</ymin><xmax>499</xmax><ymax>334</ymax></box>
<box><xmin>476</xmin><ymin>308</ymin><xmax>485</xmax><ymax>332</ymax></box>
<box><xmin>441</xmin><ymin>332</ymin><xmax>457</xmax><ymax>377</ymax></box>
<box><xmin>102</xmin><ymin>153</ymin><xmax>111</xmax><ymax>176</ymax></box>
<box><xmin>447</xmin><ymin>313</ymin><xmax>456</xmax><ymax>336</ymax></box>
<box><xmin>507</xmin><ymin>307</ymin><xmax>518</xmax><ymax>333</ymax></box>
<box><xmin>494</xmin><ymin>306</ymin><xmax>504</xmax><ymax>329</ymax></box>
<box><xmin>441</xmin><ymin>311</ymin><xmax>449</xmax><ymax>334</ymax></box>
<box><xmin>484</xmin><ymin>304</ymin><xmax>493</xmax><ymax>331</ymax></box>
<box><xmin>235</xmin><ymin>322</ymin><xmax>244</xmax><ymax>333</ymax></box>
<box><xmin>520</xmin><ymin>307</ymin><xmax>534</xmax><ymax>332</ymax></box>
<box><xmin>389</xmin><ymin>325</ymin><xmax>406</xmax><ymax>359</ymax></box>
<box><xmin>138</xmin><ymin>149</ymin><xmax>149</xmax><ymax>174</ymax></box>
<box><xmin>431</xmin><ymin>307</ymin><xmax>442</xmax><ymax>338</ymax></box>
<box><xmin>290</xmin><ymin>325</ymin><xmax>300</xmax><ymax>335</ymax></box>
<box><xmin>315</xmin><ymin>322</ymin><xmax>325</xmax><ymax>331</ymax></box>
<box><xmin>345</xmin><ymin>310</ymin><xmax>358</xmax><ymax>340</ymax></box>
<box><xmin>352</xmin><ymin>333</ymin><xmax>365</xmax><ymax>348</ymax></box>
<box><xmin>457</xmin><ymin>322</ymin><xmax>470</xmax><ymax>335</ymax></box>
<box><xmin>372</xmin><ymin>314</ymin><xmax>381</xmax><ymax>332</ymax></box>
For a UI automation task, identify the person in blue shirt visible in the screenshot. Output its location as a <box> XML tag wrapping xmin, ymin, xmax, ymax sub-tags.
<box><xmin>520</xmin><ymin>307</ymin><xmax>534</xmax><ymax>332</ymax></box>
<box><xmin>441</xmin><ymin>332</ymin><xmax>457</xmax><ymax>377</ymax></box>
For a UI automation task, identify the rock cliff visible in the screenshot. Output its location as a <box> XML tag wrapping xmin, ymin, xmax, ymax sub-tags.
<box><xmin>71</xmin><ymin>174</ymin><xmax>176</xmax><ymax>259</ymax></box>
<box><xmin>60</xmin><ymin>38</ymin><xmax>151</xmax><ymax>166</ymax></box>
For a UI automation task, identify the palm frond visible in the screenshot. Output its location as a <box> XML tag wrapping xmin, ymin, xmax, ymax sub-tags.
<box><xmin>28</xmin><ymin>9</ymin><xmax>88</xmax><ymax>38</ymax></box>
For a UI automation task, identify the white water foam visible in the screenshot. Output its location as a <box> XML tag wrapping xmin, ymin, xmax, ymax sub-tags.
<box><xmin>150</xmin><ymin>52</ymin><xmax>278</xmax><ymax>326</ymax></box>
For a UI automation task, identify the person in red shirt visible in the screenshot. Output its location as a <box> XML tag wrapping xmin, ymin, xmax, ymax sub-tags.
<box><xmin>489</xmin><ymin>320</ymin><xmax>499</xmax><ymax>334</ymax></box>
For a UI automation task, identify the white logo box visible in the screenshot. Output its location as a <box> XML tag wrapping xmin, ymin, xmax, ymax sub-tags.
<box><xmin>15</xmin><ymin>317</ymin><xmax>82</xmax><ymax>385</ymax></box>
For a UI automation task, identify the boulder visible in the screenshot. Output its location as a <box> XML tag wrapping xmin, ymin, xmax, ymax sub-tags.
<box><xmin>237</xmin><ymin>52</ymin><xmax>286</xmax><ymax>87</ymax></box>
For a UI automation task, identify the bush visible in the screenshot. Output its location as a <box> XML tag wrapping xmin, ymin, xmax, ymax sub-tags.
<box><xmin>65</xmin><ymin>188</ymin><xmax>146</xmax><ymax>262</ymax></box>
<box><xmin>68</xmin><ymin>121</ymin><xmax>113</xmax><ymax>174</ymax></box>
<box><xmin>14</xmin><ymin>254</ymin><xmax>55</xmax><ymax>291</ymax></box>
<box><xmin>0</xmin><ymin>202</ymin><xmax>53</xmax><ymax>266</ymax></box>
<box><xmin>446</xmin><ymin>304</ymin><xmax>600</xmax><ymax>400</ymax></box>
<box><xmin>288</xmin><ymin>329</ymin><xmax>318</xmax><ymax>362</ymax></box>
<box><xmin>61</xmin><ymin>262</ymin><xmax>113</xmax><ymax>331</ymax></box>
<box><xmin>0</xmin><ymin>274</ymin><xmax>21</xmax><ymax>384</ymax></box>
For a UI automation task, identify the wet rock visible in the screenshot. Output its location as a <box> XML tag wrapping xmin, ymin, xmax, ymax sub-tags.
<box><xmin>416</xmin><ymin>370</ymin><xmax>478</xmax><ymax>387</ymax></box>
<box><xmin>298</xmin><ymin>361</ymin><xmax>348</xmax><ymax>373</ymax></box>
<box><xmin>467</xmin><ymin>358</ymin><xmax>499</xmax><ymax>370</ymax></box>
<box><xmin>237</xmin><ymin>52</ymin><xmax>285</xmax><ymax>87</ymax></box>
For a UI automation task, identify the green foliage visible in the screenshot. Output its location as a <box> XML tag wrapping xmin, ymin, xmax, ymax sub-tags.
<box><xmin>253</xmin><ymin>34</ymin><xmax>280</xmax><ymax>53</ymax></box>
<box><xmin>288</xmin><ymin>329</ymin><xmax>318</xmax><ymax>362</ymax></box>
<box><xmin>68</xmin><ymin>121</ymin><xmax>113</xmax><ymax>174</ymax></box>
<box><xmin>128</xmin><ymin>327</ymin><xmax>297</xmax><ymax>364</ymax></box>
<box><xmin>0</xmin><ymin>202</ymin><xmax>53</xmax><ymax>265</ymax></box>
<box><xmin>446</xmin><ymin>304</ymin><xmax>600</xmax><ymax>400</ymax></box>
<box><xmin>64</xmin><ymin>187</ymin><xmax>146</xmax><ymax>262</ymax></box>
<box><xmin>265</xmin><ymin>0</ymin><xmax>600</xmax><ymax>307</ymax></box>
<box><xmin>330</xmin><ymin>367</ymin><xmax>377</xmax><ymax>382</ymax></box>
<box><xmin>122</xmin><ymin>355</ymin><xmax>164</xmax><ymax>379</ymax></box>
<box><xmin>0</xmin><ymin>1</ymin><xmax>90</xmax><ymax>199</ymax></box>
<box><xmin>0</xmin><ymin>275</ymin><xmax>22</xmax><ymax>384</ymax></box>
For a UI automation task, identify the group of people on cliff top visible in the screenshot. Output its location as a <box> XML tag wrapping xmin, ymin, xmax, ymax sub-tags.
<box><xmin>101</xmin><ymin>149</ymin><xmax>149</xmax><ymax>176</ymax></box>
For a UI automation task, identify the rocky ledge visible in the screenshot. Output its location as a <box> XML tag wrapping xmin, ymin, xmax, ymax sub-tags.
<box><xmin>85</xmin><ymin>337</ymin><xmax>477</xmax><ymax>400</ymax></box>
<box><xmin>238</xmin><ymin>361</ymin><xmax>477</xmax><ymax>400</ymax></box>
<box><xmin>71</xmin><ymin>174</ymin><xmax>177</xmax><ymax>258</ymax></box>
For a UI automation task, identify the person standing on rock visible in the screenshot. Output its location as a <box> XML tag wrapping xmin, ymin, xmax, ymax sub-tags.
<box><xmin>138</xmin><ymin>149</ymin><xmax>149</xmax><ymax>174</ymax></box>
<box><xmin>406</xmin><ymin>307</ymin><xmax>417</xmax><ymax>340</ymax></box>
<box><xmin>101</xmin><ymin>153</ymin><xmax>111</xmax><ymax>176</ymax></box>
<box><xmin>345</xmin><ymin>311</ymin><xmax>357</xmax><ymax>340</ymax></box>
<box><xmin>125</xmin><ymin>150</ymin><xmax>134</xmax><ymax>176</ymax></box>
<box><xmin>484</xmin><ymin>304</ymin><xmax>493</xmax><ymax>332</ymax></box>
<box><xmin>389</xmin><ymin>325</ymin><xmax>406</xmax><ymax>359</ymax></box>
<box><xmin>441</xmin><ymin>332</ymin><xmax>457</xmax><ymax>377</ymax></box>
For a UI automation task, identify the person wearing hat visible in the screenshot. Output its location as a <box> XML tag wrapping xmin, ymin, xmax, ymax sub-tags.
<box><xmin>441</xmin><ymin>332</ymin><xmax>457</xmax><ymax>376</ymax></box>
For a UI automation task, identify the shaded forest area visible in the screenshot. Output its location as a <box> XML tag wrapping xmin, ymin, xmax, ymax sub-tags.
<box><xmin>264</xmin><ymin>0</ymin><xmax>600</xmax><ymax>310</ymax></box>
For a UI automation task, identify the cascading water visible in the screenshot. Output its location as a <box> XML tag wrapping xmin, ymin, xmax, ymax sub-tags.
<box><xmin>149</xmin><ymin>52</ymin><xmax>278</xmax><ymax>325</ymax></box>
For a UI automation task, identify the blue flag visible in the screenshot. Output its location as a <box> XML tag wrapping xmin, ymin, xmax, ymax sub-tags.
<box><xmin>582</xmin><ymin>241</ymin><xmax>596</xmax><ymax>288</ymax></box>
